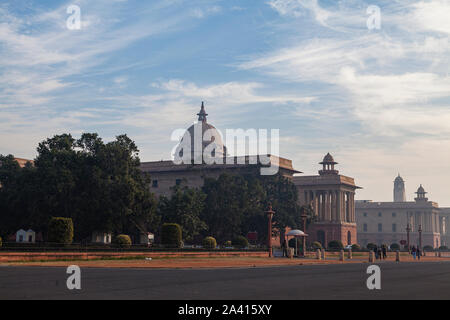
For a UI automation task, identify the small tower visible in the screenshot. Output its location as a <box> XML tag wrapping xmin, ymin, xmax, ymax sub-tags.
<box><xmin>415</xmin><ymin>184</ymin><xmax>428</xmax><ymax>203</ymax></box>
<box><xmin>393</xmin><ymin>174</ymin><xmax>406</xmax><ymax>202</ymax></box>
<box><xmin>319</xmin><ymin>153</ymin><xmax>339</xmax><ymax>175</ymax></box>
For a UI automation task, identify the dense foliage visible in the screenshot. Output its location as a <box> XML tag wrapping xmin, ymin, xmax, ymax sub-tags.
<box><xmin>161</xmin><ymin>223</ymin><xmax>182</xmax><ymax>248</ymax></box>
<box><xmin>114</xmin><ymin>234</ymin><xmax>132</xmax><ymax>248</ymax></box>
<box><xmin>202</xmin><ymin>236</ymin><xmax>217</xmax><ymax>249</ymax></box>
<box><xmin>328</xmin><ymin>240</ymin><xmax>343</xmax><ymax>250</ymax></box>
<box><xmin>0</xmin><ymin>133</ymin><xmax>158</xmax><ymax>241</ymax></box>
<box><xmin>390</xmin><ymin>243</ymin><xmax>400</xmax><ymax>250</ymax></box>
<box><xmin>351</xmin><ymin>244</ymin><xmax>361</xmax><ymax>251</ymax></box>
<box><xmin>232</xmin><ymin>235</ymin><xmax>249</xmax><ymax>248</ymax></box>
<box><xmin>48</xmin><ymin>217</ymin><xmax>74</xmax><ymax>244</ymax></box>
<box><xmin>312</xmin><ymin>241</ymin><xmax>322</xmax><ymax>250</ymax></box>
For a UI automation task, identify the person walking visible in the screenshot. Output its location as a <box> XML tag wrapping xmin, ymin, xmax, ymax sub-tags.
<box><xmin>417</xmin><ymin>247</ymin><xmax>421</xmax><ymax>260</ymax></box>
<box><xmin>377</xmin><ymin>247</ymin><xmax>382</xmax><ymax>260</ymax></box>
<box><xmin>282</xmin><ymin>239</ymin><xmax>288</xmax><ymax>258</ymax></box>
<box><xmin>411</xmin><ymin>246</ymin><xmax>417</xmax><ymax>260</ymax></box>
<box><xmin>382</xmin><ymin>245</ymin><xmax>387</xmax><ymax>260</ymax></box>
<box><xmin>373</xmin><ymin>245</ymin><xmax>378</xmax><ymax>259</ymax></box>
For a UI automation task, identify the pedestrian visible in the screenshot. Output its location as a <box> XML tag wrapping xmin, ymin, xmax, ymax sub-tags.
<box><xmin>382</xmin><ymin>246</ymin><xmax>387</xmax><ymax>260</ymax></box>
<box><xmin>377</xmin><ymin>247</ymin><xmax>382</xmax><ymax>260</ymax></box>
<box><xmin>282</xmin><ymin>239</ymin><xmax>288</xmax><ymax>258</ymax></box>
<box><xmin>417</xmin><ymin>247</ymin><xmax>421</xmax><ymax>260</ymax></box>
<box><xmin>373</xmin><ymin>245</ymin><xmax>378</xmax><ymax>259</ymax></box>
<box><xmin>411</xmin><ymin>246</ymin><xmax>417</xmax><ymax>260</ymax></box>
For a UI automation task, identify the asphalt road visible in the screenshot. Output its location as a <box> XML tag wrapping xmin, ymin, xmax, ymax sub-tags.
<box><xmin>1</xmin><ymin>261</ymin><xmax>450</xmax><ymax>300</ymax></box>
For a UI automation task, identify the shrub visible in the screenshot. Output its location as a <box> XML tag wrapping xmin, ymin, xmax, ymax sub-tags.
<box><xmin>439</xmin><ymin>246</ymin><xmax>448</xmax><ymax>251</ymax></box>
<box><xmin>424</xmin><ymin>245</ymin><xmax>434</xmax><ymax>251</ymax></box>
<box><xmin>232</xmin><ymin>235</ymin><xmax>249</xmax><ymax>249</ymax></box>
<box><xmin>390</xmin><ymin>243</ymin><xmax>400</xmax><ymax>251</ymax></box>
<box><xmin>202</xmin><ymin>236</ymin><xmax>217</xmax><ymax>249</ymax></box>
<box><xmin>0</xmin><ymin>236</ymin><xmax>2</xmax><ymax>248</ymax></box>
<box><xmin>367</xmin><ymin>243</ymin><xmax>377</xmax><ymax>251</ymax></box>
<box><xmin>161</xmin><ymin>223</ymin><xmax>182</xmax><ymax>248</ymax></box>
<box><xmin>223</xmin><ymin>240</ymin><xmax>232</xmax><ymax>247</ymax></box>
<box><xmin>48</xmin><ymin>217</ymin><xmax>74</xmax><ymax>245</ymax></box>
<box><xmin>328</xmin><ymin>240</ymin><xmax>343</xmax><ymax>251</ymax></box>
<box><xmin>312</xmin><ymin>241</ymin><xmax>323</xmax><ymax>250</ymax></box>
<box><xmin>351</xmin><ymin>244</ymin><xmax>361</xmax><ymax>252</ymax></box>
<box><xmin>114</xmin><ymin>234</ymin><xmax>132</xmax><ymax>248</ymax></box>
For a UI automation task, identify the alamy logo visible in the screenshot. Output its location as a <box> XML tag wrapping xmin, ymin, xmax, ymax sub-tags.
<box><xmin>66</xmin><ymin>265</ymin><xmax>81</xmax><ymax>290</ymax></box>
<box><xmin>66</xmin><ymin>5</ymin><xmax>81</xmax><ymax>30</ymax></box>
<box><xmin>366</xmin><ymin>265</ymin><xmax>381</xmax><ymax>290</ymax></box>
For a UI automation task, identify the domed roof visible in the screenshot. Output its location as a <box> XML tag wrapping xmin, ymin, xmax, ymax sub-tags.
<box><xmin>417</xmin><ymin>184</ymin><xmax>426</xmax><ymax>193</ymax></box>
<box><xmin>320</xmin><ymin>152</ymin><xmax>337</xmax><ymax>164</ymax></box>
<box><xmin>174</xmin><ymin>102</ymin><xmax>226</xmax><ymax>164</ymax></box>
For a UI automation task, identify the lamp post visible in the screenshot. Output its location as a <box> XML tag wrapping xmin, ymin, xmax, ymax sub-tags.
<box><xmin>266</xmin><ymin>203</ymin><xmax>275</xmax><ymax>258</ymax></box>
<box><xmin>406</xmin><ymin>223</ymin><xmax>411</xmax><ymax>253</ymax></box>
<box><xmin>300</xmin><ymin>207</ymin><xmax>308</xmax><ymax>258</ymax></box>
<box><xmin>418</xmin><ymin>224</ymin><xmax>422</xmax><ymax>251</ymax></box>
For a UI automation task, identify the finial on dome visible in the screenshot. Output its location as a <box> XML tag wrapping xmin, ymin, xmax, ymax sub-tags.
<box><xmin>197</xmin><ymin>101</ymin><xmax>208</xmax><ymax>122</ymax></box>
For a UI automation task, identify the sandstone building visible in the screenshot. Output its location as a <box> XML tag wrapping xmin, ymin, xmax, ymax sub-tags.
<box><xmin>355</xmin><ymin>176</ymin><xmax>447</xmax><ymax>248</ymax></box>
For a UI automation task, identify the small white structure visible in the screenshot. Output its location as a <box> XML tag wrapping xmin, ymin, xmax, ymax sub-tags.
<box><xmin>16</xmin><ymin>229</ymin><xmax>36</xmax><ymax>243</ymax></box>
<box><xmin>140</xmin><ymin>232</ymin><xmax>154</xmax><ymax>245</ymax></box>
<box><xmin>91</xmin><ymin>232</ymin><xmax>112</xmax><ymax>244</ymax></box>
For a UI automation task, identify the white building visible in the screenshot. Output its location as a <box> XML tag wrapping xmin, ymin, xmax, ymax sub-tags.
<box><xmin>16</xmin><ymin>229</ymin><xmax>36</xmax><ymax>243</ymax></box>
<box><xmin>91</xmin><ymin>232</ymin><xmax>112</xmax><ymax>244</ymax></box>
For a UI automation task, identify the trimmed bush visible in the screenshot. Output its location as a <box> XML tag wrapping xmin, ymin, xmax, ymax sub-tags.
<box><xmin>0</xmin><ymin>236</ymin><xmax>2</xmax><ymax>248</ymax></box>
<box><xmin>328</xmin><ymin>240</ymin><xmax>343</xmax><ymax>251</ymax></box>
<box><xmin>367</xmin><ymin>243</ymin><xmax>377</xmax><ymax>251</ymax></box>
<box><xmin>390</xmin><ymin>243</ymin><xmax>400</xmax><ymax>250</ymax></box>
<box><xmin>351</xmin><ymin>244</ymin><xmax>361</xmax><ymax>252</ymax></box>
<box><xmin>48</xmin><ymin>217</ymin><xmax>74</xmax><ymax>245</ymax></box>
<box><xmin>439</xmin><ymin>246</ymin><xmax>448</xmax><ymax>251</ymax></box>
<box><xmin>161</xmin><ymin>223</ymin><xmax>182</xmax><ymax>248</ymax></box>
<box><xmin>114</xmin><ymin>234</ymin><xmax>132</xmax><ymax>248</ymax></box>
<box><xmin>232</xmin><ymin>235</ymin><xmax>249</xmax><ymax>249</ymax></box>
<box><xmin>312</xmin><ymin>241</ymin><xmax>323</xmax><ymax>250</ymax></box>
<box><xmin>202</xmin><ymin>236</ymin><xmax>217</xmax><ymax>249</ymax></box>
<box><xmin>424</xmin><ymin>245</ymin><xmax>434</xmax><ymax>251</ymax></box>
<box><xmin>224</xmin><ymin>240</ymin><xmax>232</xmax><ymax>247</ymax></box>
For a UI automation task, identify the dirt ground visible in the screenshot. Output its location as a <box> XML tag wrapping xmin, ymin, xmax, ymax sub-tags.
<box><xmin>3</xmin><ymin>254</ymin><xmax>449</xmax><ymax>269</ymax></box>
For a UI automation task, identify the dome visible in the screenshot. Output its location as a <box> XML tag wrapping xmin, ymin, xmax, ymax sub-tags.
<box><xmin>286</xmin><ymin>229</ymin><xmax>307</xmax><ymax>237</ymax></box>
<box><xmin>320</xmin><ymin>153</ymin><xmax>337</xmax><ymax>164</ymax></box>
<box><xmin>174</xmin><ymin>102</ymin><xmax>227</xmax><ymax>164</ymax></box>
<box><xmin>417</xmin><ymin>184</ymin><xmax>426</xmax><ymax>193</ymax></box>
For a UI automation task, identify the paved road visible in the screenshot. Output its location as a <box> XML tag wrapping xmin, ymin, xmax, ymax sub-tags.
<box><xmin>1</xmin><ymin>261</ymin><xmax>450</xmax><ymax>299</ymax></box>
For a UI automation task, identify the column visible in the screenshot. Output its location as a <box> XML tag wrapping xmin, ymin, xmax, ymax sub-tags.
<box><xmin>336</xmin><ymin>191</ymin><xmax>342</xmax><ymax>222</ymax></box>
<box><xmin>331</xmin><ymin>191</ymin><xmax>336</xmax><ymax>222</ymax></box>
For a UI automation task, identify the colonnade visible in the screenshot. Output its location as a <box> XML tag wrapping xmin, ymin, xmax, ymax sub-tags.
<box><xmin>304</xmin><ymin>190</ymin><xmax>355</xmax><ymax>223</ymax></box>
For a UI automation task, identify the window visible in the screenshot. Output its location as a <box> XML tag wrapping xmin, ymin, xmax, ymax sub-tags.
<box><xmin>378</xmin><ymin>223</ymin><xmax>382</xmax><ymax>232</ymax></box>
<box><xmin>392</xmin><ymin>224</ymin><xmax>397</xmax><ymax>232</ymax></box>
<box><xmin>175</xmin><ymin>179</ymin><xmax>182</xmax><ymax>186</ymax></box>
<box><xmin>152</xmin><ymin>180</ymin><xmax>158</xmax><ymax>188</ymax></box>
<box><xmin>363</xmin><ymin>224</ymin><xmax>368</xmax><ymax>232</ymax></box>
<box><xmin>378</xmin><ymin>212</ymin><xmax>382</xmax><ymax>217</ymax></box>
<box><xmin>363</xmin><ymin>212</ymin><xmax>367</xmax><ymax>217</ymax></box>
<box><xmin>392</xmin><ymin>212</ymin><xmax>396</xmax><ymax>217</ymax></box>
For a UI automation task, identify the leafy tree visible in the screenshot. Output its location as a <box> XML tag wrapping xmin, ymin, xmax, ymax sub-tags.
<box><xmin>158</xmin><ymin>186</ymin><xmax>207</xmax><ymax>243</ymax></box>
<box><xmin>161</xmin><ymin>223</ymin><xmax>182</xmax><ymax>248</ymax></box>
<box><xmin>48</xmin><ymin>217</ymin><xmax>74</xmax><ymax>244</ymax></box>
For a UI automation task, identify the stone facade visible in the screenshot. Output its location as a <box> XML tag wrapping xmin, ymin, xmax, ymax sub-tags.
<box><xmin>356</xmin><ymin>181</ymin><xmax>442</xmax><ymax>248</ymax></box>
<box><xmin>294</xmin><ymin>153</ymin><xmax>360</xmax><ymax>247</ymax></box>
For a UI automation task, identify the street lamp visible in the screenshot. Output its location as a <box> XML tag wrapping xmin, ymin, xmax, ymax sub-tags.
<box><xmin>300</xmin><ymin>207</ymin><xmax>308</xmax><ymax>258</ymax></box>
<box><xmin>406</xmin><ymin>223</ymin><xmax>411</xmax><ymax>252</ymax></box>
<box><xmin>266</xmin><ymin>203</ymin><xmax>275</xmax><ymax>258</ymax></box>
<box><xmin>418</xmin><ymin>224</ymin><xmax>422</xmax><ymax>251</ymax></box>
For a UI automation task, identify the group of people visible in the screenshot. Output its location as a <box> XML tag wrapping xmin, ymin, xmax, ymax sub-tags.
<box><xmin>410</xmin><ymin>246</ymin><xmax>422</xmax><ymax>260</ymax></box>
<box><xmin>372</xmin><ymin>245</ymin><xmax>387</xmax><ymax>260</ymax></box>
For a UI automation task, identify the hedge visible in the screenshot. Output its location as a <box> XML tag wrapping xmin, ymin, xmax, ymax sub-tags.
<box><xmin>439</xmin><ymin>246</ymin><xmax>448</xmax><ymax>251</ymax></box>
<box><xmin>367</xmin><ymin>243</ymin><xmax>377</xmax><ymax>251</ymax></box>
<box><xmin>161</xmin><ymin>223</ymin><xmax>182</xmax><ymax>248</ymax></box>
<box><xmin>48</xmin><ymin>217</ymin><xmax>74</xmax><ymax>245</ymax></box>
<box><xmin>390</xmin><ymin>243</ymin><xmax>400</xmax><ymax>250</ymax></box>
<box><xmin>232</xmin><ymin>235</ymin><xmax>249</xmax><ymax>248</ymax></box>
<box><xmin>114</xmin><ymin>234</ymin><xmax>132</xmax><ymax>248</ymax></box>
<box><xmin>312</xmin><ymin>241</ymin><xmax>323</xmax><ymax>250</ymax></box>
<box><xmin>424</xmin><ymin>245</ymin><xmax>434</xmax><ymax>251</ymax></box>
<box><xmin>328</xmin><ymin>240</ymin><xmax>343</xmax><ymax>250</ymax></box>
<box><xmin>223</xmin><ymin>240</ymin><xmax>232</xmax><ymax>247</ymax></box>
<box><xmin>0</xmin><ymin>236</ymin><xmax>2</xmax><ymax>248</ymax></box>
<box><xmin>202</xmin><ymin>236</ymin><xmax>217</xmax><ymax>249</ymax></box>
<box><xmin>351</xmin><ymin>244</ymin><xmax>361</xmax><ymax>251</ymax></box>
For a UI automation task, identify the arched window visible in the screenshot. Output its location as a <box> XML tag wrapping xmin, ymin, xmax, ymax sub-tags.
<box><xmin>347</xmin><ymin>231</ymin><xmax>352</xmax><ymax>245</ymax></box>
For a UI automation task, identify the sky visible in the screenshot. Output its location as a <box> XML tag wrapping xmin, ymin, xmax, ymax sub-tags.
<box><xmin>0</xmin><ymin>0</ymin><xmax>449</xmax><ymax>205</ymax></box>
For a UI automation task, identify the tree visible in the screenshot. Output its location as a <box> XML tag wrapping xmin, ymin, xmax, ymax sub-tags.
<box><xmin>158</xmin><ymin>186</ymin><xmax>207</xmax><ymax>243</ymax></box>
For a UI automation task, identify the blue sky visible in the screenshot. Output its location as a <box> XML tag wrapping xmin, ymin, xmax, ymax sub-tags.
<box><xmin>1</xmin><ymin>0</ymin><xmax>450</xmax><ymax>205</ymax></box>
